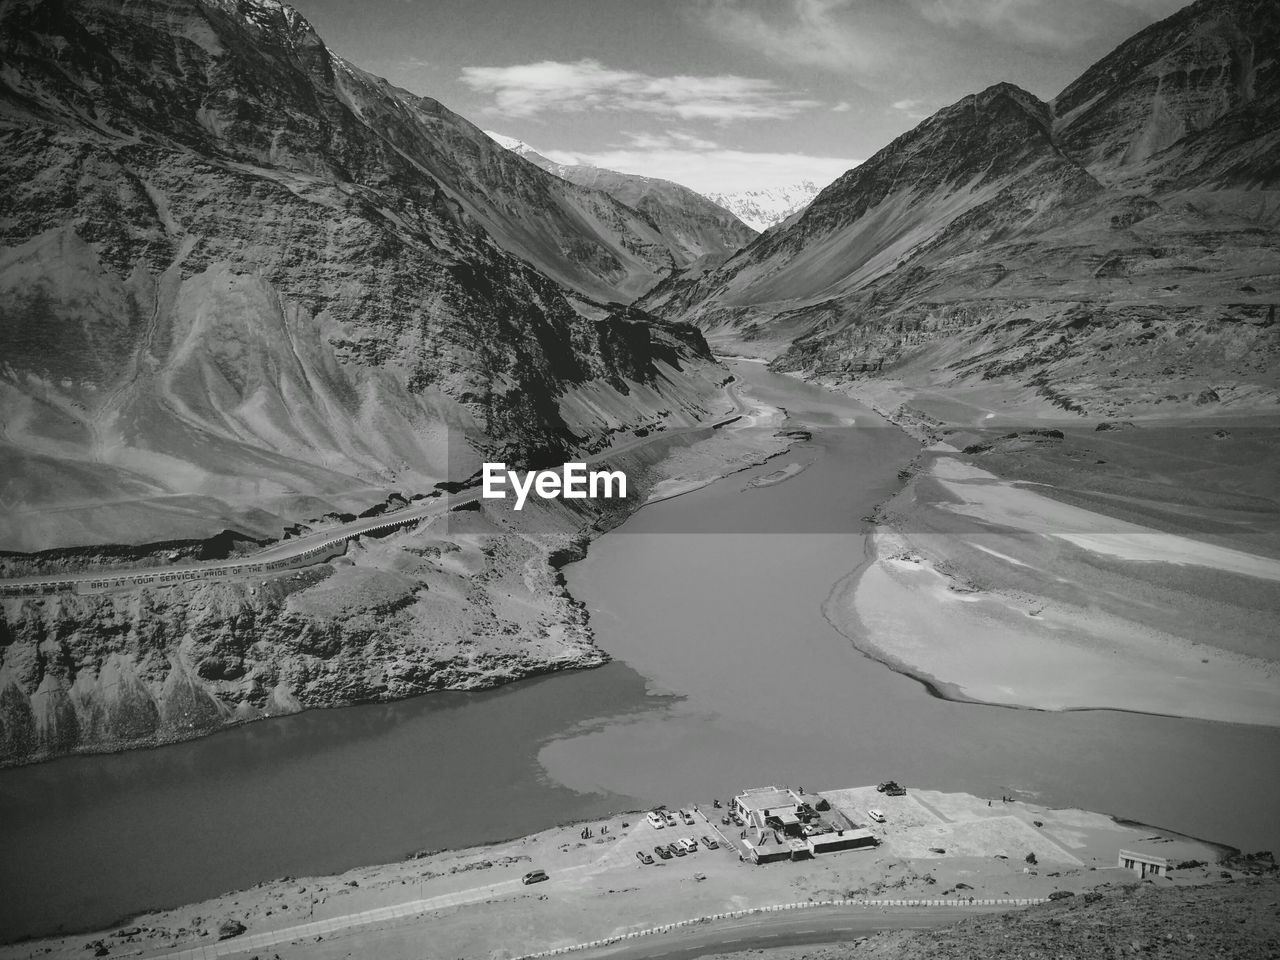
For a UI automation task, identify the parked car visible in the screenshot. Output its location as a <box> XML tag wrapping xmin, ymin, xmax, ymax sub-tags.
<box><xmin>721</xmin><ymin>815</ymin><xmax>731</xmax><ymax>825</ymax></box>
<box><xmin>636</xmin><ymin>851</ymin><xmax>654</xmax><ymax>865</ymax></box>
<box><xmin>522</xmin><ymin>870</ymin><xmax>549</xmax><ymax>884</ymax></box>
<box><xmin>679</xmin><ymin>838</ymin><xmax>699</xmax><ymax>853</ymax></box>
<box><xmin>867</xmin><ymin>809</ymin><xmax>887</xmax><ymax>823</ymax></box>
<box><xmin>654</xmin><ymin>845</ymin><xmax>672</xmax><ymax>860</ymax></box>
<box><xmin>669</xmin><ymin>843</ymin><xmax>687</xmax><ymax>857</ymax></box>
<box><xmin>680</xmin><ymin>810</ymin><xmax>696</xmax><ymax>825</ymax></box>
<box><xmin>700</xmin><ymin>835</ymin><xmax>719</xmax><ymax>850</ymax></box>
<box><xmin>646</xmin><ymin>812</ymin><xmax>665</xmax><ymax>829</ymax></box>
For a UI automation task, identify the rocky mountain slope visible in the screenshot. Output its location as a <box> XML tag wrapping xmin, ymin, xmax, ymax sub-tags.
<box><xmin>703</xmin><ymin>181</ymin><xmax>822</xmax><ymax>232</ymax></box>
<box><xmin>0</xmin><ymin>0</ymin><xmax>748</xmax><ymax>764</ymax></box>
<box><xmin>0</xmin><ymin>0</ymin><xmax>729</xmax><ymax>551</ymax></box>
<box><xmin>487</xmin><ymin>133</ymin><xmax>757</xmax><ymax>269</ymax></box>
<box><xmin>645</xmin><ymin>0</ymin><xmax>1279</xmax><ymax>418</ymax></box>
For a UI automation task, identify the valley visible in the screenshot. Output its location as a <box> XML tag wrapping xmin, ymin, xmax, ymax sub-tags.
<box><xmin>1</xmin><ymin>0</ymin><xmax>1278</xmax><ymax>954</ymax></box>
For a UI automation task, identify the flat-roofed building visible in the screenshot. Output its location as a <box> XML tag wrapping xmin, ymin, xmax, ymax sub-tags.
<box><xmin>735</xmin><ymin>785</ymin><xmax>878</xmax><ymax>864</ymax></box>
<box><xmin>1118</xmin><ymin>848</ymin><xmax>1171</xmax><ymax>878</ymax></box>
<box><xmin>808</xmin><ymin>828</ymin><xmax>876</xmax><ymax>854</ymax></box>
<box><xmin>734</xmin><ymin>786</ymin><xmax>806</xmax><ymax>832</ymax></box>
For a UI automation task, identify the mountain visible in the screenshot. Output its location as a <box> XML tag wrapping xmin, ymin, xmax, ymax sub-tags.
<box><xmin>486</xmin><ymin>133</ymin><xmax>757</xmax><ymax>269</ymax></box>
<box><xmin>702</xmin><ymin>182</ymin><xmax>822</xmax><ymax>232</ymax></box>
<box><xmin>0</xmin><ymin>0</ymin><xmax>729</xmax><ymax>551</ymax></box>
<box><xmin>645</xmin><ymin>0</ymin><xmax>1280</xmax><ymax>418</ymax></box>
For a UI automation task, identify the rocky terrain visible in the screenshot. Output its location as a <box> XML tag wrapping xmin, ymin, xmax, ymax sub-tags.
<box><xmin>700</xmin><ymin>877</ymin><xmax>1280</xmax><ymax>960</ymax></box>
<box><xmin>0</xmin><ymin>495</ymin><xmax>598</xmax><ymax>765</ymax></box>
<box><xmin>644</xmin><ymin>0</ymin><xmax>1280</xmax><ymax>420</ymax></box>
<box><xmin>0</xmin><ymin>398</ymin><xmax>797</xmax><ymax>767</ymax></box>
<box><xmin>0</xmin><ymin>0</ymin><xmax>731</xmax><ymax>552</ymax></box>
<box><xmin>487</xmin><ymin>133</ymin><xmax>757</xmax><ymax>270</ymax></box>
<box><xmin>0</xmin><ymin>0</ymin><xmax>772</xmax><ymax>765</ymax></box>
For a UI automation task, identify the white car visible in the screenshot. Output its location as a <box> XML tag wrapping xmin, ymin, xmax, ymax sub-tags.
<box><xmin>647</xmin><ymin>812</ymin><xmax>665</xmax><ymax>829</ymax></box>
<box><xmin>867</xmin><ymin>808</ymin><xmax>887</xmax><ymax>824</ymax></box>
<box><xmin>680</xmin><ymin>837</ymin><xmax>699</xmax><ymax>853</ymax></box>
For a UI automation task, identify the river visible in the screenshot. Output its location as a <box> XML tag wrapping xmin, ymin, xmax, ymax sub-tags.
<box><xmin>2</xmin><ymin>360</ymin><xmax>1277</xmax><ymax>941</ymax></box>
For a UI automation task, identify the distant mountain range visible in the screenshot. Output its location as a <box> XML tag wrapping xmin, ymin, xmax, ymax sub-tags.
<box><xmin>643</xmin><ymin>0</ymin><xmax>1279</xmax><ymax>418</ymax></box>
<box><xmin>0</xmin><ymin>0</ymin><xmax>730</xmax><ymax>550</ymax></box>
<box><xmin>488</xmin><ymin>133</ymin><xmax>819</xmax><ymax>234</ymax></box>
<box><xmin>486</xmin><ymin>133</ymin><xmax>756</xmax><ymax>269</ymax></box>
<box><xmin>702</xmin><ymin>182</ymin><xmax>822</xmax><ymax>232</ymax></box>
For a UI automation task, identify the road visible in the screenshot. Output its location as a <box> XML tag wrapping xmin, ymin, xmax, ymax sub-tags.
<box><xmin>143</xmin><ymin>888</ymin><xmax>1015</xmax><ymax>960</ymax></box>
<box><xmin>0</xmin><ymin>381</ymin><xmax>748</xmax><ymax>597</ymax></box>
<box><xmin>567</xmin><ymin>905</ymin><xmax>1007</xmax><ymax>960</ymax></box>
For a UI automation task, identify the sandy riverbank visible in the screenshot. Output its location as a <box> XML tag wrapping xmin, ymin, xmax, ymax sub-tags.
<box><xmin>0</xmin><ymin>786</ymin><xmax>1231</xmax><ymax>960</ymax></box>
<box><xmin>819</xmin><ymin>378</ymin><xmax>1280</xmax><ymax>726</ymax></box>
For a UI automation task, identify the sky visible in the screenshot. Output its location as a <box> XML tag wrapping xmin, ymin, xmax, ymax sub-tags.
<box><xmin>289</xmin><ymin>0</ymin><xmax>1191</xmax><ymax>195</ymax></box>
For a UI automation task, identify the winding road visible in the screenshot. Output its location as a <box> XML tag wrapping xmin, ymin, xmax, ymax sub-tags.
<box><xmin>566</xmin><ymin>905</ymin><xmax>1009</xmax><ymax>960</ymax></box>
<box><xmin>0</xmin><ymin>382</ymin><xmax>749</xmax><ymax>598</ymax></box>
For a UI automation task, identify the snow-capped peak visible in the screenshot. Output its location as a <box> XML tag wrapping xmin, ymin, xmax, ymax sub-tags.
<box><xmin>702</xmin><ymin>182</ymin><xmax>821</xmax><ymax>232</ymax></box>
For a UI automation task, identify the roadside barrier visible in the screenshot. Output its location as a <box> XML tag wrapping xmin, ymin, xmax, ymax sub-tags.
<box><xmin>511</xmin><ymin>896</ymin><xmax>1049</xmax><ymax>958</ymax></box>
<box><xmin>143</xmin><ymin>882</ymin><xmax>1045</xmax><ymax>960</ymax></box>
<box><xmin>0</xmin><ymin>513</ymin><xmax>428</xmax><ymax>599</ymax></box>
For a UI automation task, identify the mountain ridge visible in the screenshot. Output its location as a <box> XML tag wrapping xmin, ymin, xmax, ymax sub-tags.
<box><xmin>485</xmin><ymin>131</ymin><xmax>758</xmax><ymax>269</ymax></box>
<box><xmin>0</xmin><ymin>0</ymin><xmax>731</xmax><ymax>551</ymax></box>
<box><xmin>642</xmin><ymin>0</ymin><xmax>1280</xmax><ymax>418</ymax></box>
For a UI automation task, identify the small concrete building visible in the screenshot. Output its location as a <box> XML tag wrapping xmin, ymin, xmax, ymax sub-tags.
<box><xmin>808</xmin><ymin>828</ymin><xmax>877</xmax><ymax>855</ymax></box>
<box><xmin>735</xmin><ymin>785</ymin><xmax>877</xmax><ymax>863</ymax></box>
<box><xmin>1118</xmin><ymin>848</ymin><xmax>1171</xmax><ymax>878</ymax></box>
<box><xmin>733</xmin><ymin>786</ymin><xmax>806</xmax><ymax>832</ymax></box>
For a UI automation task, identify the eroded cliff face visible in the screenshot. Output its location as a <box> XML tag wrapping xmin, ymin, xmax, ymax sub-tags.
<box><xmin>0</xmin><ymin>498</ymin><xmax>606</xmax><ymax>765</ymax></box>
<box><xmin>643</xmin><ymin>0</ymin><xmax>1280</xmax><ymax>417</ymax></box>
<box><xmin>0</xmin><ymin>0</ymin><xmax>726</xmax><ymax>551</ymax></box>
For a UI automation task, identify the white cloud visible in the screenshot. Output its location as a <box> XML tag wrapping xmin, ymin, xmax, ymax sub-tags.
<box><xmin>698</xmin><ymin>0</ymin><xmax>887</xmax><ymax>73</ymax></box>
<box><xmin>459</xmin><ymin>59</ymin><xmax>819</xmax><ymax>122</ymax></box>
<box><xmin>700</xmin><ymin>0</ymin><xmax>1185</xmax><ymax>77</ymax></box>
<box><xmin>889</xmin><ymin>97</ymin><xmax>932</xmax><ymax>120</ymax></box>
<box><xmin>909</xmin><ymin>0</ymin><xmax>1089</xmax><ymax>48</ymax></box>
<box><xmin>538</xmin><ymin>138</ymin><xmax>857</xmax><ymax>195</ymax></box>
<box><xmin>831</xmin><ymin>100</ymin><xmax>853</xmax><ymax>112</ymax></box>
<box><xmin>622</xmin><ymin>130</ymin><xmax>721</xmax><ymax>151</ymax></box>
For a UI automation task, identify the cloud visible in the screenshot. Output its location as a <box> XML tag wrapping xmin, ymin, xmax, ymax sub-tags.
<box><xmin>908</xmin><ymin>0</ymin><xmax>1090</xmax><ymax>48</ymax></box>
<box><xmin>1103</xmin><ymin>0</ymin><xmax>1188</xmax><ymax>14</ymax></box>
<box><xmin>534</xmin><ymin>132</ymin><xmax>857</xmax><ymax>195</ymax></box>
<box><xmin>697</xmin><ymin>0</ymin><xmax>887</xmax><ymax>73</ymax></box>
<box><xmin>831</xmin><ymin>101</ymin><xmax>853</xmax><ymax>112</ymax></box>
<box><xmin>622</xmin><ymin>131</ymin><xmax>721</xmax><ymax>151</ymax></box>
<box><xmin>699</xmin><ymin>0</ymin><xmax>1186</xmax><ymax>78</ymax></box>
<box><xmin>459</xmin><ymin>59</ymin><xmax>819</xmax><ymax>122</ymax></box>
<box><xmin>889</xmin><ymin>97</ymin><xmax>932</xmax><ymax>120</ymax></box>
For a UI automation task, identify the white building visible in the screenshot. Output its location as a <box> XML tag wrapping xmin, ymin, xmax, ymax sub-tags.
<box><xmin>1118</xmin><ymin>848</ymin><xmax>1171</xmax><ymax>878</ymax></box>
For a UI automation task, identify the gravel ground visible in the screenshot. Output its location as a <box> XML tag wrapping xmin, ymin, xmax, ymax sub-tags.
<box><xmin>700</xmin><ymin>876</ymin><xmax>1280</xmax><ymax>960</ymax></box>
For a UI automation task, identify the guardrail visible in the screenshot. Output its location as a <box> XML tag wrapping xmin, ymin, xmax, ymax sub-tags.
<box><xmin>0</xmin><ymin>371</ymin><xmax>741</xmax><ymax>600</ymax></box>
<box><xmin>512</xmin><ymin>897</ymin><xmax>1047</xmax><ymax>959</ymax></box>
<box><xmin>0</xmin><ymin>511</ymin><xmax>432</xmax><ymax>599</ymax></box>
